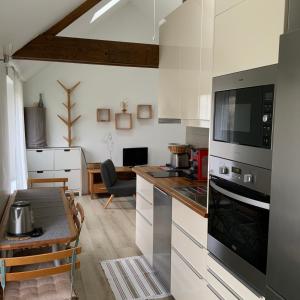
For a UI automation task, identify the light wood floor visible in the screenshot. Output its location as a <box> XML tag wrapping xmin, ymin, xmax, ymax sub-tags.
<box><xmin>75</xmin><ymin>195</ymin><xmax>173</xmax><ymax>300</ymax></box>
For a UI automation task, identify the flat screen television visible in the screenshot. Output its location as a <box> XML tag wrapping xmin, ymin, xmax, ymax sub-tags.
<box><xmin>123</xmin><ymin>147</ymin><xmax>148</xmax><ymax>167</ymax></box>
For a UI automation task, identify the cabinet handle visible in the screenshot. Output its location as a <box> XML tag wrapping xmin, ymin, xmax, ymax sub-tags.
<box><xmin>64</xmin><ymin>149</ymin><xmax>71</xmax><ymax>152</ymax></box>
<box><xmin>36</xmin><ymin>150</ymin><xmax>43</xmax><ymax>153</ymax></box>
<box><xmin>172</xmin><ymin>247</ymin><xmax>203</xmax><ymax>280</ymax></box>
<box><xmin>207</xmin><ymin>268</ymin><xmax>243</xmax><ymax>300</ymax></box>
<box><xmin>64</xmin><ymin>169</ymin><xmax>71</xmax><ymax>173</ymax></box>
<box><xmin>172</xmin><ymin>221</ymin><xmax>204</xmax><ymax>249</ymax></box>
<box><xmin>37</xmin><ymin>171</ymin><xmax>44</xmax><ymax>174</ymax></box>
<box><xmin>207</xmin><ymin>284</ymin><xmax>224</xmax><ymax>300</ymax></box>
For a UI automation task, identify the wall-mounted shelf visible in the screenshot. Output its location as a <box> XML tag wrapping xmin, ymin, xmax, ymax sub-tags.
<box><xmin>137</xmin><ymin>105</ymin><xmax>153</xmax><ymax>119</ymax></box>
<box><xmin>115</xmin><ymin>113</ymin><xmax>132</xmax><ymax>130</ymax></box>
<box><xmin>97</xmin><ymin>109</ymin><xmax>111</xmax><ymax>122</ymax></box>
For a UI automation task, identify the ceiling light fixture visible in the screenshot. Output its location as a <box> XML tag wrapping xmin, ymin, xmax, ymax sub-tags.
<box><xmin>90</xmin><ymin>0</ymin><xmax>121</xmax><ymax>23</ymax></box>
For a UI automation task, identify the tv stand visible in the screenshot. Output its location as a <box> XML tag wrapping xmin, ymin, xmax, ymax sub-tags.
<box><xmin>87</xmin><ymin>165</ymin><xmax>135</xmax><ymax>199</ymax></box>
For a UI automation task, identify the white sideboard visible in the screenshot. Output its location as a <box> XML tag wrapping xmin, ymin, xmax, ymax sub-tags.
<box><xmin>26</xmin><ymin>147</ymin><xmax>83</xmax><ymax>195</ymax></box>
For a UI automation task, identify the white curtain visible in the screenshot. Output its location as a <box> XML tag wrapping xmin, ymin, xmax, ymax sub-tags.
<box><xmin>6</xmin><ymin>68</ymin><xmax>28</xmax><ymax>191</ymax></box>
<box><xmin>0</xmin><ymin>62</ymin><xmax>10</xmax><ymax>215</ymax></box>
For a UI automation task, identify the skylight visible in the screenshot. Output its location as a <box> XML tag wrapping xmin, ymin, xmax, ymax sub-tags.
<box><xmin>90</xmin><ymin>0</ymin><xmax>121</xmax><ymax>23</ymax></box>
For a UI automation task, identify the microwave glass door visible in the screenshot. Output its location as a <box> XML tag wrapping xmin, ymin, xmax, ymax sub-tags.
<box><xmin>213</xmin><ymin>85</ymin><xmax>274</xmax><ymax>148</ymax></box>
<box><xmin>208</xmin><ymin>178</ymin><xmax>269</xmax><ymax>274</ymax></box>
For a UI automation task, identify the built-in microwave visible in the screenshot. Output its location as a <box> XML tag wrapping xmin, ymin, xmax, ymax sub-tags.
<box><xmin>214</xmin><ymin>84</ymin><xmax>274</xmax><ymax>149</ymax></box>
<box><xmin>210</xmin><ymin>65</ymin><xmax>277</xmax><ymax>169</ymax></box>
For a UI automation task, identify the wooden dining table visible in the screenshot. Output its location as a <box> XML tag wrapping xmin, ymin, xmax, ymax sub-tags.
<box><xmin>0</xmin><ymin>188</ymin><xmax>77</xmax><ymax>253</ymax></box>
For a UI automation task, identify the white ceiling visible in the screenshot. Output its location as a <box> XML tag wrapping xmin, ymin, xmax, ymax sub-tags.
<box><xmin>0</xmin><ymin>0</ymin><xmax>182</xmax><ymax>80</ymax></box>
<box><xmin>0</xmin><ymin>0</ymin><xmax>82</xmax><ymax>58</ymax></box>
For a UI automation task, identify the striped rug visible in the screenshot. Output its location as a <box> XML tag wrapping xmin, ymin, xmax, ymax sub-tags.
<box><xmin>101</xmin><ymin>256</ymin><xmax>170</xmax><ymax>300</ymax></box>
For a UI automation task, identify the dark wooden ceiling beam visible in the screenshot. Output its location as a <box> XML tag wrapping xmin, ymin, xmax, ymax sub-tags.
<box><xmin>44</xmin><ymin>0</ymin><xmax>103</xmax><ymax>36</ymax></box>
<box><xmin>12</xmin><ymin>36</ymin><xmax>159</xmax><ymax>68</ymax></box>
<box><xmin>12</xmin><ymin>0</ymin><xmax>159</xmax><ymax>68</ymax></box>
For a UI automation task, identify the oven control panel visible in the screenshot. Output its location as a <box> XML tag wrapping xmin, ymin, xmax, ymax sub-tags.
<box><xmin>210</xmin><ymin>156</ymin><xmax>271</xmax><ymax>195</ymax></box>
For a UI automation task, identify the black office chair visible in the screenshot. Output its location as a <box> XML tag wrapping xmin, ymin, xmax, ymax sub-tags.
<box><xmin>100</xmin><ymin>159</ymin><xmax>136</xmax><ymax>209</ymax></box>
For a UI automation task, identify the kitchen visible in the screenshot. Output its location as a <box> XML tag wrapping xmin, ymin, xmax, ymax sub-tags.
<box><xmin>0</xmin><ymin>0</ymin><xmax>299</xmax><ymax>299</ymax></box>
<box><xmin>135</xmin><ymin>0</ymin><xmax>299</xmax><ymax>300</ymax></box>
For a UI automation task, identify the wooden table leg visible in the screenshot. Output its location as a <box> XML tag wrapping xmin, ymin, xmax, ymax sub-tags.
<box><xmin>88</xmin><ymin>171</ymin><xmax>93</xmax><ymax>195</ymax></box>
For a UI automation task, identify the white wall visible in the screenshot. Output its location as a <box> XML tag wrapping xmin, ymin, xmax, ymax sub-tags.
<box><xmin>186</xmin><ymin>127</ymin><xmax>209</xmax><ymax>148</ymax></box>
<box><xmin>24</xmin><ymin>62</ymin><xmax>186</xmax><ymax>166</ymax></box>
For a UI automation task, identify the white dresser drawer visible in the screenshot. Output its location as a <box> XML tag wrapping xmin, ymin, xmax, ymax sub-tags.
<box><xmin>28</xmin><ymin>171</ymin><xmax>55</xmax><ymax>187</ymax></box>
<box><xmin>136</xmin><ymin>175</ymin><xmax>153</xmax><ymax>204</ymax></box>
<box><xmin>171</xmin><ymin>248</ymin><xmax>207</xmax><ymax>300</ymax></box>
<box><xmin>172</xmin><ymin>222</ymin><xmax>207</xmax><ymax>278</ymax></box>
<box><xmin>136</xmin><ymin>210</ymin><xmax>153</xmax><ymax>266</ymax></box>
<box><xmin>172</xmin><ymin>198</ymin><xmax>208</xmax><ymax>248</ymax></box>
<box><xmin>27</xmin><ymin>149</ymin><xmax>54</xmax><ymax>171</ymax></box>
<box><xmin>207</xmin><ymin>255</ymin><xmax>264</xmax><ymax>300</ymax></box>
<box><xmin>54</xmin><ymin>148</ymin><xmax>81</xmax><ymax>170</ymax></box>
<box><xmin>54</xmin><ymin>170</ymin><xmax>81</xmax><ymax>191</ymax></box>
<box><xmin>136</xmin><ymin>193</ymin><xmax>153</xmax><ymax>224</ymax></box>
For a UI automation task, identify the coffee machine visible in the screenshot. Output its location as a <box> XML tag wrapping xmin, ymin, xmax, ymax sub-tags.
<box><xmin>168</xmin><ymin>144</ymin><xmax>190</xmax><ymax>169</ymax></box>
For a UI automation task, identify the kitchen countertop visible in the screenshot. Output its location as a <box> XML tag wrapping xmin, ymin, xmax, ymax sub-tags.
<box><xmin>133</xmin><ymin>166</ymin><xmax>208</xmax><ymax>218</ymax></box>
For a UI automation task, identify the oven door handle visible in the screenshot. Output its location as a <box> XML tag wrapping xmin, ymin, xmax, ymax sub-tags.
<box><xmin>210</xmin><ymin>181</ymin><xmax>270</xmax><ymax>210</ymax></box>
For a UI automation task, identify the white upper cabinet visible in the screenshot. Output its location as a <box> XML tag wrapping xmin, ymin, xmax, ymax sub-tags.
<box><xmin>215</xmin><ymin>0</ymin><xmax>244</xmax><ymax>15</ymax></box>
<box><xmin>158</xmin><ymin>0</ymin><xmax>215</xmax><ymax>127</ymax></box>
<box><xmin>213</xmin><ymin>0</ymin><xmax>286</xmax><ymax>77</ymax></box>
<box><xmin>158</xmin><ymin>9</ymin><xmax>181</xmax><ymax>119</ymax></box>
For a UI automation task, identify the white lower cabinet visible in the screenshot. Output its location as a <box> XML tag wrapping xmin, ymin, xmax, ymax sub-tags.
<box><xmin>207</xmin><ymin>255</ymin><xmax>265</xmax><ymax>300</ymax></box>
<box><xmin>136</xmin><ymin>193</ymin><xmax>153</xmax><ymax>224</ymax></box>
<box><xmin>172</xmin><ymin>222</ymin><xmax>207</xmax><ymax>278</ymax></box>
<box><xmin>171</xmin><ymin>249</ymin><xmax>218</xmax><ymax>300</ymax></box>
<box><xmin>136</xmin><ymin>210</ymin><xmax>153</xmax><ymax>266</ymax></box>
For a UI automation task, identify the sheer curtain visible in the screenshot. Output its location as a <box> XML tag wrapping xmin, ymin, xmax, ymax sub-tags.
<box><xmin>6</xmin><ymin>67</ymin><xmax>27</xmax><ymax>192</ymax></box>
<box><xmin>0</xmin><ymin>63</ymin><xmax>10</xmax><ymax>215</ymax></box>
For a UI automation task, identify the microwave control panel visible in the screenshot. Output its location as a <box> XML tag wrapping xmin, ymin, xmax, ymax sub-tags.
<box><xmin>262</xmin><ymin>85</ymin><xmax>274</xmax><ymax>148</ymax></box>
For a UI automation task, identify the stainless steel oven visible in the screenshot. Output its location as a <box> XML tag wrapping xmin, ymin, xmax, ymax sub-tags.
<box><xmin>208</xmin><ymin>156</ymin><xmax>271</xmax><ymax>296</ymax></box>
<box><xmin>210</xmin><ymin>65</ymin><xmax>277</xmax><ymax>169</ymax></box>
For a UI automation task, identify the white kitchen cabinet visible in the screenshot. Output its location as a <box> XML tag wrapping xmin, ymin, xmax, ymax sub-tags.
<box><xmin>171</xmin><ymin>197</ymin><xmax>210</xmax><ymax>299</ymax></box>
<box><xmin>136</xmin><ymin>210</ymin><xmax>153</xmax><ymax>266</ymax></box>
<box><xmin>172</xmin><ymin>197</ymin><xmax>208</xmax><ymax>248</ymax></box>
<box><xmin>136</xmin><ymin>175</ymin><xmax>153</xmax><ymax>204</ymax></box>
<box><xmin>158</xmin><ymin>4</ymin><xmax>181</xmax><ymax>119</ymax></box>
<box><xmin>136</xmin><ymin>193</ymin><xmax>153</xmax><ymax>224</ymax></box>
<box><xmin>215</xmin><ymin>0</ymin><xmax>244</xmax><ymax>15</ymax></box>
<box><xmin>26</xmin><ymin>147</ymin><xmax>82</xmax><ymax>194</ymax></box>
<box><xmin>172</xmin><ymin>222</ymin><xmax>207</xmax><ymax>278</ymax></box>
<box><xmin>158</xmin><ymin>0</ymin><xmax>214</xmax><ymax>127</ymax></box>
<box><xmin>135</xmin><ymin>175</ymin><xmax>154</xmax><ymax>266</ymax></box>
<box><xmin>213</xmin><ymin>0</ymin><xmax>286</xmax><ymax>77</ymax></box>
<box><xmin>171</xmin><ymin>249</ymin><xmax>209</xmax><ymax>300</ymax></box>
<box><xmin>207</xmin><ymin>254</ymin><xmax>265</xmax><ymax>300</ymax></box>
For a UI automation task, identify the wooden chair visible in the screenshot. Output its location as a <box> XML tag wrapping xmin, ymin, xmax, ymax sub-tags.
<box><xmin>27</xmin><ymin>178</ymin><xmax>68</xmax><ymax>191</ymax></box>
<box><xmin>0</xmin><ymin>247</ymin><xmax>81</xmax><ymax>300</ymax></box>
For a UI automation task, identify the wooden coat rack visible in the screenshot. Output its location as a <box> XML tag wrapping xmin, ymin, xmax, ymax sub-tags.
<box><xmin>57</xmin><ymin>80</ymin><xmax>81</xmax><ymax>147</ymax></box>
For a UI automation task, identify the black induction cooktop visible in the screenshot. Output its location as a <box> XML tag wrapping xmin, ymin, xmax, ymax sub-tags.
<box><xmin>147</xmin><ymin>171</ymin><xmax>184</xmax><ymax>178</ymax></box>
<box><xmin>173</xmin><ymin>186</ymin><xmax>208</xmax><ymax>208</ymax></box>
